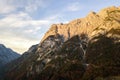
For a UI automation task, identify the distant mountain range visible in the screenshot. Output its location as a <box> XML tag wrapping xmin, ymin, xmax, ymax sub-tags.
<box><xmin>1</xmin><ymin>6</ymin><xmax>120</xmax><ymax>80</ymax></box>
<box><xmin>0</xmin><ymin>44</ymin><xmax>20</xmax><ymax>68</ymax></box>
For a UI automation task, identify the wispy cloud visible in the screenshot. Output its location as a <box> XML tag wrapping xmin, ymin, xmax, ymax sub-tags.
<box><xmin>0</xmin><ymin>0</ymin><xmax>47</xmax><ymax>15</ymax></box>
<box><xmin>66</xmin><ymin>2</ymin><xmax>84</xmax><ymax>12</ymax></box>
<box><xmin>0</xmin><ymin>12</ymin><xmax>52</xmax><ymax>28</ymax></box>
<box><xmin>0</xmin><ymin>0</ymin><xmax>16</xmax><ymax>14</ymax></box>
<box><xmin>24</xmin><ymin>0</ymin><xmax>46</xmax><ymax>12</ymax></box>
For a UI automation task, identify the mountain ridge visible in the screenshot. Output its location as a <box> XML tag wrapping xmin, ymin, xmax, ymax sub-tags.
<box><xmin>0</xmin><ymin>43</ymin><xmax>20</xmax><ymax>78</ymax></box>
<box><xmin>41</xmin><ymin>6</ymin><xmax>120</xmax><ymax>42</ymax></box>
<box><xmin>0</xmin><ymin>44</ymin><xmax>20</xmax><ymax>67</ymax></box>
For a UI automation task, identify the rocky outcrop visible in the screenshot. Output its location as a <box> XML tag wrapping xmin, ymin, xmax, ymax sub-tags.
<box><xmin>3</xmin><ymin>6</ymin><xmax>120</xmax><ymax>80</ymax></box>
<box><xmin>41</xmin><ymin>6</ymin><xmax>120</xmax><ymax>42</ymax></box>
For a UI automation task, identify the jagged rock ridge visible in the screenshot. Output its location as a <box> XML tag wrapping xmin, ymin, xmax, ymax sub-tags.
<box><xmin>41</xmin><ymin>6</ymin><xmax>120</xmax><ymax>42</ymax></box>
<box><xmin>3</xmin><ymin>6</ymin><xmax>120</xmax><ymax>80</ymax></box>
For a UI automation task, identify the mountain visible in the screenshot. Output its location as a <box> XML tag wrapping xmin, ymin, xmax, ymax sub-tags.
<box><xmin>0</xmin><ymin>44</ymin><xmax>20</xmax><ymax>68</ymax></box>
<box><xmin>3</xmin><ymin>6</ymin><xmax>120</xmax><ymax>80</ymax></box>
<box><xmin>0</xmin><ymin>44</ymin><xmax>38</xmax><ymax>77</ymax></box>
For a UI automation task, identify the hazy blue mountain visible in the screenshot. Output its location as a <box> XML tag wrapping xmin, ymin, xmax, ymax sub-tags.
<box><xmin>0</xmin><ymin>44</ymin><xmax>20</xmax><ymax>68</ymax></box>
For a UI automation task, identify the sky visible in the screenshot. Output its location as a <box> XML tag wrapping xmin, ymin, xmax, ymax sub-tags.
<box><xmin>0</xmin><ymin>0</ymin><xmax>119</xmax><ymax>54</ymax></box>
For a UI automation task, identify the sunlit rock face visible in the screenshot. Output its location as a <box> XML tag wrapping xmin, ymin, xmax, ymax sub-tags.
<box><xmin>3</xmin><ymin>6</ymin><xmax>120</xmax><ymax>80</ymax></box>
<box><xmin>41</xmin><ymin>6</ymin><xmax>120</xmax><ymax>42</ymax></box>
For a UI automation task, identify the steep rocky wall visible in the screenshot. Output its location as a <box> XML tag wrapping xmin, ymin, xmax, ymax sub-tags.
<box><xmin>41</xmin><ymin>6</ymin><xmax>120</xmax><ymax>43</ymax></box>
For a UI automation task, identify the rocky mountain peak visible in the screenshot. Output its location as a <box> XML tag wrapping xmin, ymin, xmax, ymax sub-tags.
<box><xmin>41</xmin><ymin>6</ymin><xmax>120</xmax><ymax>43</ymax></box>
<box><xmin>0</xmin><ymin>44</ymin><xmax>5</xmax><ymax>49</ymax></box>
<box><xmin>98</xmin><ymin>6</ymin><xmax>119</xmax><ymax>17</ymax></box>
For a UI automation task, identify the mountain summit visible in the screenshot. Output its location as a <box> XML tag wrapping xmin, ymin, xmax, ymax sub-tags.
<box><xmin>3</xmin><ymin>6</ymin><xmax>120</xmax><ymax>80</ymax></box>
<box><xmin>41</xmin><ymin>6</ymin><xmax>120</xmax><ymax>42</ymax></box>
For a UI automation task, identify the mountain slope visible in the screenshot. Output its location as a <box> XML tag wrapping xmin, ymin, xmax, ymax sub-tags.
<box><xmin>0</xmin><ymin>44</ymin><xmax>20</xmax><ymax>68</ymax></box>
<box><xmin>3</xmin><ymin>6</ymin><xmax>120</xmax><ymax>80</ymax></box>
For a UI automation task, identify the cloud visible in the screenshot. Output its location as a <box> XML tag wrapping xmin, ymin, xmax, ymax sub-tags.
<box><xmin>0</xmin><ymin>0</ymin><xmax>16</xmax><ymax>14</ymax></box>
<box><xmin>0</xmin><ymin>0</ymin><xmax>46</xmax><ymax>14</ymax></box>
<box><xmin>24</xmin><ymin>0</ymin><xmax>46</xmax><ymax>12</ymax></box>
<box><xmin>0</xmin><ymin>11</ymin><xmax>52</xmax><ymax>28</ymax></box>
<box><xmin>66</xmin><ymin>2</ymin><xmax>84</xmax><ymax>12</ymax></box>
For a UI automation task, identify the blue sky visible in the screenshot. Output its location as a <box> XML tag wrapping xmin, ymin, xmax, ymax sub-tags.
<box><xmin>0</xmin><ymin>0</ymin><xmax>119</xmax><ymax>54</ymax></box>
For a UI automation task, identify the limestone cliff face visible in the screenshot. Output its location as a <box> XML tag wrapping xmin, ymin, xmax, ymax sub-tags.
<box><xmin>41</xmin><ymin>6</ymin><xmax>120</xmax><ymax>42</ymax></box>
